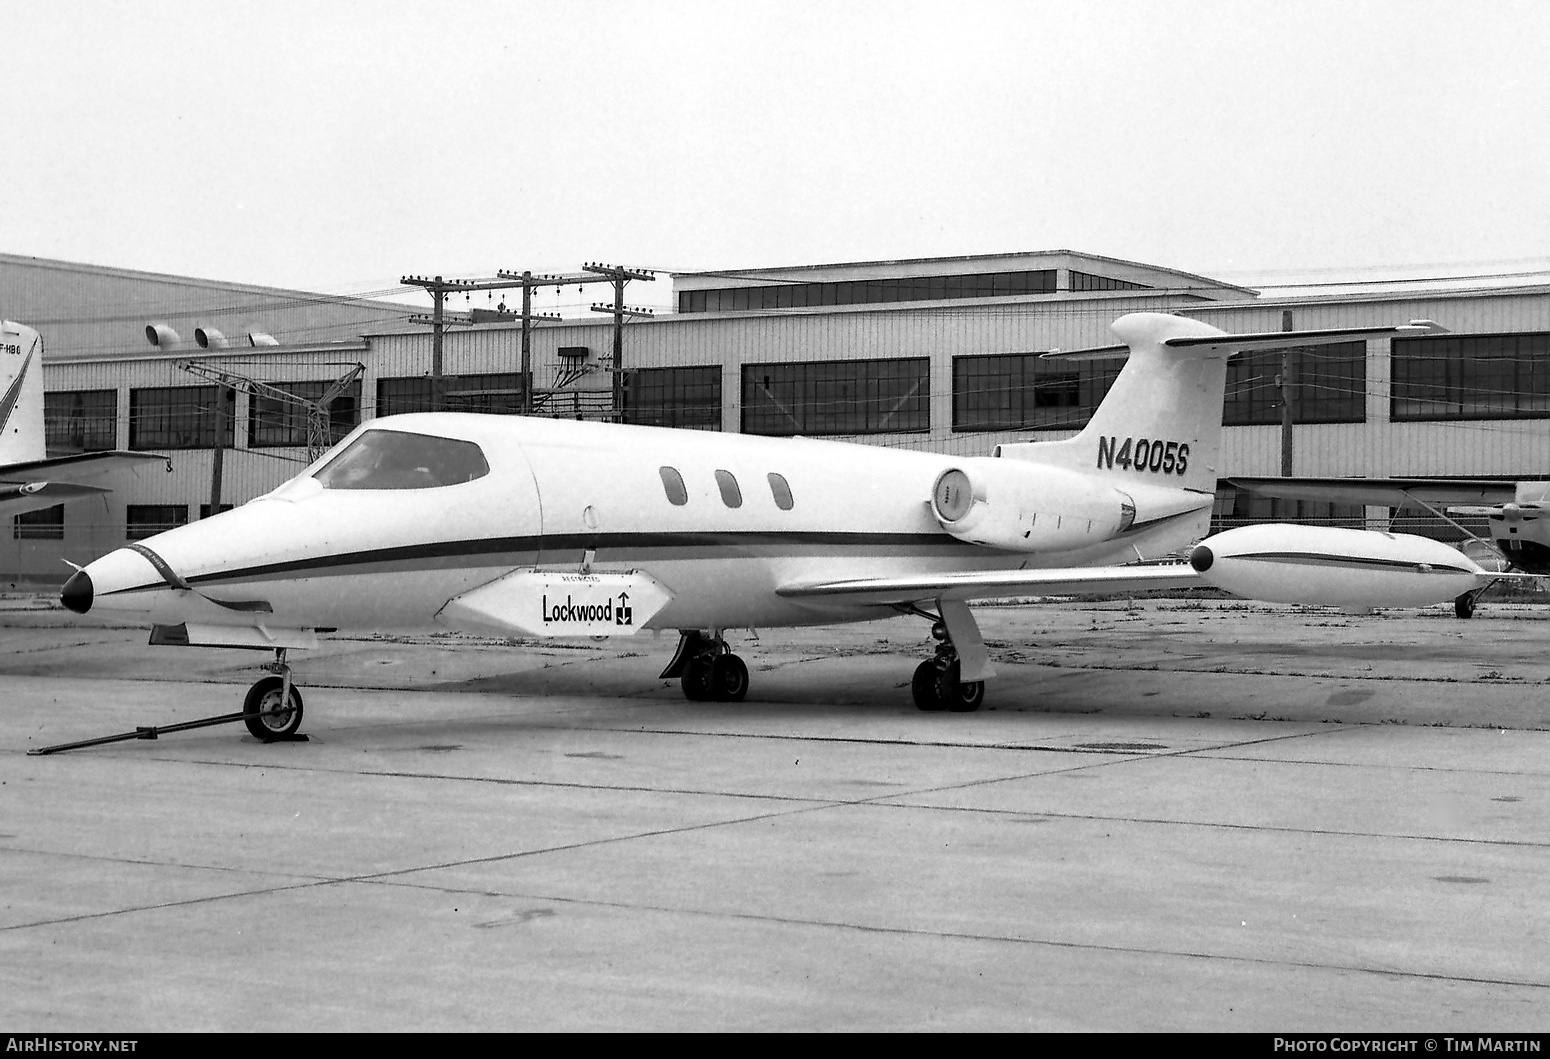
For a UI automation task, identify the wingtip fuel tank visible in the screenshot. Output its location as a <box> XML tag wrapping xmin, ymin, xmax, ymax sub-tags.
<box><xmin>1190</xmin><ymin>524</ymin><xmax>1491</xmax><ymax>608</ymax></box>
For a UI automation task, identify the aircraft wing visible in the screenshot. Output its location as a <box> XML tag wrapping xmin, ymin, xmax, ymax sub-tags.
<box><xmin>0</xmin><ymin>451</ymin><xmax>168</xmax><ymax>516</ymax></box>
<box><xmin>777</xmin><ymin>564</ymin><xmax>1202</xmax><ymax>607</ymax></box>
<box><xmin>1228</xmin><ymin>475</ymin><xmax>1518</xmax><ymax>508</ymax></box>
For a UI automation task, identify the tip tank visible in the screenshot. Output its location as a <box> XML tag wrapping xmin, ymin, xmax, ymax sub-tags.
<box><xmin>1189</xmin><ymin>524</ymin><xmax>1491</xmax><ymax>608</ymax></box>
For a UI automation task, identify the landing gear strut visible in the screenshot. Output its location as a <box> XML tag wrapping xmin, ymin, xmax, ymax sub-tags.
<box><xmin>662</xmin><ymin>630</ymin><xmax>749</xmax><ymax>702</ymax></box>
<box><xmin>243</xmin><ymin>647</ymin><xmax>306</xmax><ymax>740</ymax></box>
<box><xmin>905</xmin><ymin>599</ymin><xmax>990</xmax><ymax>713</ymax></box>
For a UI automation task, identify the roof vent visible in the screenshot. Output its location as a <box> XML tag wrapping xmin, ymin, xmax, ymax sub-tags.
<box><xmin>145</xmin><ymin>324</ymin><xmax>181</xmax><ymax>348</ymax></box>
<box><xmin>247</xmin><ymin>332</ymin><xmax>279</xmax><ymax>347</ymax></box>
<box><xmin>194</xmin><ymin>327</ymin><xmax>227</xmax><ymax>349</ymax></box>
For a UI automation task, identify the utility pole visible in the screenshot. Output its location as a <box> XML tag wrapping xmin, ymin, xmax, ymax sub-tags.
<box><xmin>1277</xmin><ymin>309</ymin><xmax>1298</xmax><ymax>521</ymax></box>
<box><xmin>495</xmin><ymin>268</ymin><xmax>623</xmax><ymax>413</ymax></box>
<box><xmin>403</xmin><ymin>274</ymin><xmax>545</xmax><ymax>411</ymax></box>
<box><xmin>209</xmin><ymin>386</ymin><xmax>227</xmax><ymax>518</ymax></box>
<box><xmin>584</xmin><ymin>262</ymin><xmax>656</xmax><ymax>421</ymax></box>
<box><xmin>407</xmin><ymin>265</ymin><xmax>654</xmax><ymax>419</ymax></box>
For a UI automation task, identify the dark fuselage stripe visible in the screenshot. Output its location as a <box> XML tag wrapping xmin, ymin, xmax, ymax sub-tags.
<box><xmin>101</xmin><ymin>530</ymin><xmax>995</xmax><ymax>597</ymax></box>
<box><xmin>1232</xmin><ymin>551</ymin><xmax>1473</xmax><ymax>575</ymax></box>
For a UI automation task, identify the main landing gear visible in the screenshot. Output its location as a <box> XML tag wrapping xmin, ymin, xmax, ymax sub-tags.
<box><xmin>662</xmin><ymin>630</ymin><xmax>749</xmax><ymax>702</ymax></box>
<box><xmin>904</xmin><ymin>599</ymin><xmax>992</xmax><ymax>713</ymax></box>
<box><xmin>243</xmin><ymin>647</ymin><xmax>306</xmax><ymax>740</ymax></box>
<box><xmin>912</xmin><ymin>624</ymin><xmax>986</xmax><ymax>713</ymax></box>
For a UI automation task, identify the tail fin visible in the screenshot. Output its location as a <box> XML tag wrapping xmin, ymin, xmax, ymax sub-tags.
<box><xmin>1</xmin><ymin>321</ymin><xmax>46</xmax><ymax>466</ymax></box>
<box><xmin>997</xmin><ymin>312</ymin><xmax>1230</xmax><ymax>493</ymax></box>
<box><xmin>997</xmin><ymin>311</ymin><xmax>1447</xmax><ymax>495</ymax></box>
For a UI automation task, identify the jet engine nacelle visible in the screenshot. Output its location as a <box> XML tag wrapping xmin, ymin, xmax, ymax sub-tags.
<box><xmin>931</xmin><ymin>460</ymin><xmax>1135</xmax><ymax>552</ymax></box>
<box><xmin>1190</xmin><ymin>524</ymin><xmax>1488</xmax><ymax>608</ymax></box>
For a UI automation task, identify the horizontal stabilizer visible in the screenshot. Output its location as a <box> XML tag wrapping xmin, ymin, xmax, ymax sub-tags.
<box><xmin>1045</xmin><ymin>320</ymin><xmax>1446</xmax><ymax>361</ymax></box>
<box><xmin>1229</xmin><ymin>476</ymin><xmax>1517</xmax><ymax>508</ymax></box>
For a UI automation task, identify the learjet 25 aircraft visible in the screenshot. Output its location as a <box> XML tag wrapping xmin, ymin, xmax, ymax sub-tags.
<box><xmin>58</xmin><ymin>311</ymin><xmax>1496</xmax><ymax>740</ymax></box>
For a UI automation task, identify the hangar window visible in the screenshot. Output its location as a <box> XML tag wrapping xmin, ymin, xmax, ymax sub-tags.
<box><xmin>44</xmin><ymin>390</ymin><xmax>118</xmax><ymax>454</ymax></box>
<box><xmin>626</xmin><ymin>366</ymin><xmax>722</xmax><ymax>430</ymax></box>
<box><xmin>767</xmin><ymin>472</ymin><xmax>794</xmax><ymax>510</ymax></box>
<box><xmin>715</xmin><ymin>470</ymin><xmax>742</xmax><ymax>508</ymax></box>
<box><xmin>659</xmin><ymin>466</ymin><xmax>688</xmax><ymax>505</ymax></box>
<box><xmin>126</xmin><ymin>504</ymin><xmax>188</xmax><ymax>540</ymax></box>
<box><xmin>1223</xmin><ymin>342</ymin><xmax>1365</xmax><ymax>425</ymax></box>
<box><xmin>313</xmin><ymin>429</ymin><xmax>489</xmax><ymax>489</ymax></box>
<box><xmin>1391</xmin><ymin>332</ymin><xmax>1550</xmax><ymax>421</ymax></box>
<box><xmin>952</xmin><ymin>353</ymin><xmax>1121</xmax><ymax>432</ymax></box>
<box><xmin>376</xmin><ymin>373</ymin><xmax>529</xmax><ymax>417</ymax></box>
<box><xmin>129</xmin><ymin>386</ymin><xmax>235</xmax><ymax>450</ymax></box>
<box><xmin>250</xmin><ymin>380</ymin><xmax>362</xmax><ymax>448</ymax></box>
<box><xmin>13</xmin><ymin>504</ymin><xmax>64</xmax><ymax>540</ymax></box>
<box><xmin>742</xmin><ymin>358</ymin><xmax>929</xmax><ymax>436</ymax></box>
<box><xmin>678</xmin><ymin>270</ymin><xmax>1056</xmax><ymax>313</ymax></box>
<box><xmin>1069</xmin><ymin>271</ymin><xmax>1152</xmax><ymax>292</ymax></box>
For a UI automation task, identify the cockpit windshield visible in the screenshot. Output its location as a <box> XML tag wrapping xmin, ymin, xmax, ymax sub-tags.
<box><xmin>313</xmin><ymin>429</ymin><xmax>490</xmax><ymax>490</ymax></box>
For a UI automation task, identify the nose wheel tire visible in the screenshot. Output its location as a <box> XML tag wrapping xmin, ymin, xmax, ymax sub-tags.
<box><xmin>243</xmin><ymin>676</ymin><xmax>305</xmax><ymax>740</ymax></box>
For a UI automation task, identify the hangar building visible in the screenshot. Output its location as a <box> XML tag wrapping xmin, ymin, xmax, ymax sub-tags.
<box><xmin>5</xmin><ymin>248</ymin><xmax>1548</xmax><ymax>584</ymax></box>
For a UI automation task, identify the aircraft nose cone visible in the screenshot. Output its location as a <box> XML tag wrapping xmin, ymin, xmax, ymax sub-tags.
<box><xmin>61</xmin><ymin>569</ymin><xmax>94</xmax><ymax>614</ymax></box>
<box><xmin>1189</xmin><ymin>544</ymin><xmax>1215</xmax><ymax>573</ymax></box>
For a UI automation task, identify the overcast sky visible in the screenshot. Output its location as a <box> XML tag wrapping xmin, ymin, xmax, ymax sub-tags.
<box><xmin>6</xmin><ymin>0</ymin><xmax>1549</xmax><ymax>309</ymax></box>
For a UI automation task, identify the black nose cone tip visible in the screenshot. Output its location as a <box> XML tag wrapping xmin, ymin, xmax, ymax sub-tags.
<box><xmin>1189</xmin><ymin>545</ymin><xmax>1214</xmax><ymax>573</ymax></box>
<box><xmin>61</xmin><ymin>569</ymin><xmax>93</xmax><ymax>614</ymax></box>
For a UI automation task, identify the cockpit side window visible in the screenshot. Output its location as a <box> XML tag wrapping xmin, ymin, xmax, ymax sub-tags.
<box><xmin>313</xmin><ymin>429</ymin><xmax>490</xmax><ymax>490</ymax></box>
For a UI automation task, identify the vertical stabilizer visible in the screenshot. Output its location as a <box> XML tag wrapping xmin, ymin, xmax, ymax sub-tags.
<box><xmin>998</xmin><ymin>312</ymin><xmax>1229</xmax><ymax>495</ymax></box>
<box><xmin>0</xmin><ymin>321</ymin><xmax>46</xmax><ymax>466</ymax></box>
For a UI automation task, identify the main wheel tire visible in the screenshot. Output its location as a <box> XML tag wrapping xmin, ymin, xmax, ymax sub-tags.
<box><xmin>1454</xmin><ymin>592</ymin><xmax>1476</xmax><ymax>619</ymax></box>
<box><xmin>710</xmin><ymin>654</ymin><xmax>749</xmax><ymax>702</ymax></box>
<box><xmin>243</xmin><ymin>676</ymin><xmax>305</xmax><ymax>740</ymax></box>
<box><xmin>912</xmin><ymin>660</ymin><xmax>946</xmax><ymax>711</ymax></box>
<box><xmin>937</xmin><ymin>661</ymin><xmax>985</xmax><ymax>713</ymax></box>
<box><xmin>682</xmin><ymin>657</ymin><xmax>716</xmax><ymax>701</ymax></box>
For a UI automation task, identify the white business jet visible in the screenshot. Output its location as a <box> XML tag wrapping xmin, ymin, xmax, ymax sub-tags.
<box><xmin>2</xmin><ymin>321</ymin><xmax>164</xmax><ymax>517</ymax></box>
<box><xmin>59</xmin><ymin>312</ymin><xmax>1490</xmax><ymax>740</ymax></box>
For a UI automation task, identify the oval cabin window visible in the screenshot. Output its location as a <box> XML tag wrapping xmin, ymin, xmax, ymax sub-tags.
<box><xmin>715</xmin><ymin>469</ymin><xmax>742</xmax><ymax>508</ymax></box>
<box><xmin>767</xmin><ymin>472</ymin><xmax>794</xmax><ymax>510</ymax></box>
<box><xmin>659</xmin><ymin>466</ymin><xmax>688</xmax><ymax>506</ymax></box>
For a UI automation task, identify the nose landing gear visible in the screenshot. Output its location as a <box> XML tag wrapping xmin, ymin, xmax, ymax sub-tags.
<box><xmin>243</xmin><ymin>648</ymin><xmax>306</xmax><ymax>740</ymax></box>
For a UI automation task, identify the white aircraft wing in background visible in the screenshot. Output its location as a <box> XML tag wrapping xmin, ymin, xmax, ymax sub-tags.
<box><xmin>0</xmin><ymin>451</ymin><xmax>170</xmax><ymax>518</ymax></box>
<box><xmin>2</xmin><ymin>320</ymin><xmax>168</xmax><ymax>518</ymax></box>
<box><xmin>1229</xmin><ymin>475</ymin><xmax>1550</xmax><ymax>590</ymax></box>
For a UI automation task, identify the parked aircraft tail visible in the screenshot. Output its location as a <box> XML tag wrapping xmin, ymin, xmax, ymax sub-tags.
<box><xmin>996</xmin><ymin>312</ymin><xmax>1446</xmax><ymax>498</ymax></box>
<box><xmin>1</xmin><ymin>321</ymin><xmax>46</xmax><ymax>466</ymax></box>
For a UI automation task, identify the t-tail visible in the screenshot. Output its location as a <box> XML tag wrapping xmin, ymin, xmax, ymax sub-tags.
<box><xmin>929</xmin><ymin>312</ymin><xmax>1446</xmax><ymax>558</ymax></box>
<box><xmin>1</xmin><ymin>321</ymin><xmax>46</xmax><ymax>466</ymax></box>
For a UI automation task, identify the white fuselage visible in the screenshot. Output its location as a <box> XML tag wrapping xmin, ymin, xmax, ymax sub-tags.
<box><xmin>73</xmin><ymin>413</ymin><xmax>1210</xmax><ymax>635</ymax></box>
